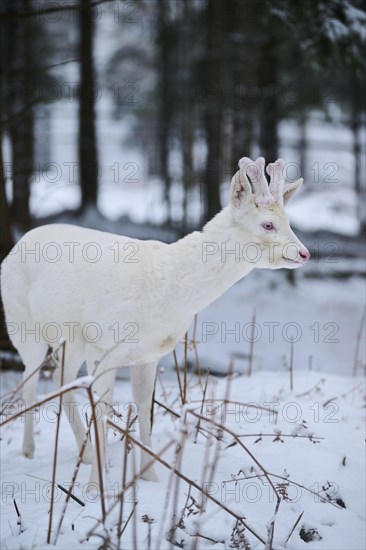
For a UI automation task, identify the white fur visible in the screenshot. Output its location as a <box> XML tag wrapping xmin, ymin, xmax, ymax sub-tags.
<box><xmin>1</xmin><ymin>157</ymin><xmax>309</xmax><ymax>485</ymax></box>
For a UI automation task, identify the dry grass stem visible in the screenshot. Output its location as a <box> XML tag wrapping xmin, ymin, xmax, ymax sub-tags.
<box><xmin>285</xmin><ymin>511</ymin><xmax>304</xmax><ymax>544</ymax></box>
<box><xmin>187</xmin><ymin>410</ymin><xmax>279</xmax><ymax>501</ymax></box>
<box><xmin>0</xmin><ymin>377</ymin><xmax>95</xmax><ymax>428</ymax></box>
<box><xmin>266</xmin><ymin>497</ymin><xmax>281</xmax><ymax>550</ymax></box>
<box><xmin>192</xmin><ymin>314</ymin><xmax>202</xmax><ymax>383</ymax></box>
<box><xmin>53</xmin><ymin>413</ymin><xmax>94</xmax><ymax>545</ymax></box>
<box><xmin>162</xmin><ymin>436</ymin><xmax>185</xmax><ymax>549</ymax></box>
<box><xmin>248</xmin><ymin>309</ymin><xmax>256</xmax><ymax>376</ymax></box>
<box><xmin>104</xmin><ymin>418</ymin><xmax>266</xmax><ymax>545</ymax></box>
<box><xmin>47</xmin><ymin>340</ymin><xmax>66</xmax><ymax>544</ymax></box>
<box><xmin>117</xmin><ymin>405</ymin><xmax>132</xmax><ymax>547</ymax></box>
<box><xmin>289</xmin><ymin>340</ymin><xmax>294</xmax><ymax>391</ymax></box>
<box><xmin>86</xmin><ymin>387</ymin><xmax>106</xmax><ymax>522</ymax></box>
<box><xmin>228</xmin><ymin>472</ymin><xmax>342</xmax><ymax>509</ymax></box>
<box><xmin>194</xmin><ymin>369</ymin><xmax>210</xmax><ymax>444</ymax></box>
<box><xmin>183</xmin><ymin>332</ymin><xmax>188</xmax><ymax>404</ymax></box>
<box><xmin>173</xmin><ymin>350</ymin><xmax>184</xmax><ymax>405</ymax></box>
<box><xmin>0</xmin><ymin>343</ymin><xmax>65</xmax><ymax>414</ymax></box>
<box><xmin>353</xmin><ymin>309</ymin><xmax>365</xmax><ymax>376</ymax></box>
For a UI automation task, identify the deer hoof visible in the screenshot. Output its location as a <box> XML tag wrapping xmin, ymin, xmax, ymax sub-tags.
<box><xmin>141</xmin><ymin>467</ymin><xmax>159</xmax><ymax>482</ymax></box>
<box><xmin>81</xmin><ymin>443</ymin><xmax>93</xmax><ymax>464</ymax></box>
<box><xmin>22</xmin><ymin>445</ymin><xmax>35</xmax><ymax>459</ymax></box>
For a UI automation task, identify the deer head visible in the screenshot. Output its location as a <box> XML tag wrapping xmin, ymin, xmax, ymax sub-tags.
<box><xmin>230</xmin><ymin>156</ymin><xmax>310</xmax><ymax>269</ymax></box>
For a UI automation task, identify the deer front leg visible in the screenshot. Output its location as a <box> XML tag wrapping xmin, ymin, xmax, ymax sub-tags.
<box><xmin>53</xmin><ymin>346</ymin><xmax>93</xmax><ymax>465</ymax></box>
<box><xmin>130</xmin><ymin>362</ymin><xmax>158</xmax><ymax>481</ymax></box>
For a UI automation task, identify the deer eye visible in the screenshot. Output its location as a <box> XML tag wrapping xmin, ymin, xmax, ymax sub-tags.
<box><xmin>262</xmin><ymin>222</ymin><xmax>274</xmax><ymax>231</ymax></box>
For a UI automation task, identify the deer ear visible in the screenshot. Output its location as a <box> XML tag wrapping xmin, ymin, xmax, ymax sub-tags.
<box><xmin>283</xmin><ymin>178</ymin><xmax>303</xmax><ymax>205</ymax></box>
<box><xmin>230</xmin><ymin>168</ymin><xmax>253</xmax><ymax>210</ymax></box>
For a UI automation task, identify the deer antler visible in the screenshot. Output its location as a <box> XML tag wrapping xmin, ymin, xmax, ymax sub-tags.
<box><xmin>267</xmin><ymin>159</ymin><xmax>285</xmax><ymax>204</ymax></box>
<box><xmin>239</xmin><ymin>157</ymin><xmax>274</xmax><ymax>205</ymax></box>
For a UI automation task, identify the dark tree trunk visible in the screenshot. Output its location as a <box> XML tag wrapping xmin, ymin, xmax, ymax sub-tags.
<box><xmin>0</xmin><ymin>173</ymin><xmax>15</xmax><ymax>355</ymax></box>
<box><xmin>180</xmin><ymin>0</ymin><xmax>194</xmax><ymax>233</ymax></box>
<box><xmin>202</xmin><ymin>0</ymin><xmax>223</xmax><ymax>224</ymax></box>
<box><xmin>0</xmin><ymin>72</ymin><xmax>16</xmax><ymax>354</ymax></box>
<box><xmin>3</xmin><ymin>0</ymin><xmax>34</xmax><ymax>231</ymax></box>
<box><xmin>227</xmin><ymin>0</ymin><xmax>254</xmax><ymax>168</ymax></box>
<box><xmin>78</xmin><ymin>0</ymin><xmax>98</xmax><ymax>209</ymax></box>
<box><xmin>0</xmin><ymin>140</ymin><xmax>13</xmax><ymax>264</ymax></box>
<box><xmin>258</xmin><ymin>34</ymin><xmax>279</xmax><ymax>164</ymax></box>
<box><xmin>350</xmin><ymin>67</ymin><xmax>364</xmax><ymax>234</ymax></box>
<box><xmin>298</xmin><ymin>112</ymin><xmax>307</xmax><ymax>178</ymax></box>
<box><xmin>157</xmin><ymin>0</ymin><xmax>172</xmax><ymax>225</ymax></box>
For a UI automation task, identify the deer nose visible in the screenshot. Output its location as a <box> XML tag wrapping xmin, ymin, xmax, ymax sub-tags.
<box><xmin>299</xmin><ymin>248</ymin><xmax>310</xmax><ymax>262</ymax></box>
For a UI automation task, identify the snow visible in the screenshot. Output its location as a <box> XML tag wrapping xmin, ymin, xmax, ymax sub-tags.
<box><xmin>1</xmin><ymin>367</ymin><xmax>365</xmax><ymax>549</ymax></box>
<box><xmin>164</xmin><ymin>270</ymin><xmax>365</xmax><ymax>377</ymax></box>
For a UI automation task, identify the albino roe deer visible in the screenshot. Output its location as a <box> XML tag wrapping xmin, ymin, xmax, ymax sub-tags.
<box><xmin>1</xmin><ymin>157</ymin><xmax>309</xmax><ymax>485</ymax></box>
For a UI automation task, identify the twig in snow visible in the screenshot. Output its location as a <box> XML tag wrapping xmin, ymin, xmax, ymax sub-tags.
<box><xmin>26</xmin><ymin>474</ymin><xmax>85</xmax><ymax>509</ymax></box>
<box><xmin>194</xmin><ymin>369</ymin><xmax>210</xmax><ymax>444</ymax></box>
<box><xmin>285</xmin><ymin>511</ymin><xmax>304</xmax><ymax>544</ymax></box>
<box><xmin>117</xmin><ymin>405</ymin><xmax>132</xmax><ymax>547</ymax></box>
<box><xmin>183</xmin><ymin>332</ymin><xmax>188</xmax><ymax>404</ymax></box>
<box><xmin>295</xmin><ymin>379</ymin><xmax>325</xmax><ymax>398</ymax></box>
<box><xmin>353</xmin><ymin>309</ymin><xmax>365</xmax><ymax>376</ymax></box>
<box><xmin>99</xmin><ymin>419</ymin><xmax>266</xmax><ymax>545</ymax></box>
<box><xmin>0</xmin><ymin>344</ymin><xmax>61</xmax><ymax>414</ymax></box>
<box><xmin>186</xmin><ymin>410</ymin><xmax>280</xmax><ymax>501</ymax></box>
<box><xmin>192</xmin><ymin>313</ymin><xmax>202</xmax><ymax>384</ymax></box>
<box><xmin>86</xmin><ymin>386</ymin><xmax>106</xmax><ymax>522</ymax></box>
<box><xmin>13</xmin><ymin>498</ymin><xmax>23</xmax><ymax>534</ymax></box>
<box><xmin>322</xmin><ymin>382</ymin><xmax>363</xmax><ymax>407</ymax></box>
<box><xmin>173</xmin><ymin>350</ymin><xmax>184</xmax><ymax>405</ymax></box>
<box><xmin>118</xmin><ymin>502</ymin><xmax>138</xmax><ymax>541</ymax></box>
<box><xmin>266</xmin><ymin>497</ymin><xmax>281</xmax><ymax>550</ymax></box>
<box><xmin>248</xmin><ymin>308</ymin><xmax>256</xmax><ymax>377</ymax></box>
<box><xmin>158</xmin><ymin>434</ymin><xmax>186</xmax><ymax>550</ymax></box>
<box><xmin>47</xmin><ymin>340</ymin><xmax>66</xmax><ymax>544</ymax></box>
<box><xmin>289</xmin><ymin>340</ymin><xmax>294</xmax><ymax>392</ymax></box>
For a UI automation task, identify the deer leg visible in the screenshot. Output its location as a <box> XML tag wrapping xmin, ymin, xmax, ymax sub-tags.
<box><xmin>19</xmin><ymin>344</ymin><xmax>48</xmax><ymax>459</ymax></box>
<box><xmin>53</xmin><ymin>347</ymin><xmax>93</xmax><ymax>464</ymax></box>
<box><xmin>130</xmin><ymin>362</ymin><xmax>158</xmax><ymax>481</ymax></box>
<box><xmin>85</xmin><ymin>347</ymin><xmax>116</xmax><ymax>490</ymax></box>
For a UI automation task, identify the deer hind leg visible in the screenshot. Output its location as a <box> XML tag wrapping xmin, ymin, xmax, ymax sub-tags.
<box><xmin>18</xmin><ymin>343</ymin><xmax>49</xmax><ymax>459</ymax></box>
<box><xmin>85</xmin><ymin>346</ymin><xmax>116</xmax><ymax>489</ymax></box>
<box><xmin>53</xmin><ymin>344</ymin><xmax>93</xmax><ymax>464</ymax></box>
<box><xmin>130</xmin><ymin>362</ymin><xmax>158</xmax><ymax>481</ymax></box>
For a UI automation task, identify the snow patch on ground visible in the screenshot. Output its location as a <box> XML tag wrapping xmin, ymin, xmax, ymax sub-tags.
<box><xmin>1</xmin><ymin>368</ymin><xmax>365</xmax><ymax>549</ymax></box>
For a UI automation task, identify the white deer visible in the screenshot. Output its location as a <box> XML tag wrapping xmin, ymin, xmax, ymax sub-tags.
<box><xmin>1</xmin><ymin>157</ymin><xmax>309</xmax><ymax>484</ymax></box>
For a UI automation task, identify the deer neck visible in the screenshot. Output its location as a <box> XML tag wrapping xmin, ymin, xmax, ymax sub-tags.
<box><xmin>170</xmin><ymin>207</ymin><xmax>255</xmax><ymax>315</ymax></box>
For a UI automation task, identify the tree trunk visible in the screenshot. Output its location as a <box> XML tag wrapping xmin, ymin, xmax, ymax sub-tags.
<box><xmin>78</xmin><ymin>0</ymin><xmax>98</xmax><ymax>209</ymax></box>
<box><xmin>227</xmin><ymin>0</ymin><xmax>254</xmax><ymax>169</ymax></box>
<box><xmin>4</xmin><ymin>0</ymin><xmax>34</xmax><ymax>231</ymax></box>
<box><xmin>180</xmin><ymin>0</ymin><xmax>194</xmax><ymax>234</ymax></box>
<box><xmin>351</xmin><ymin>67</ymin><xmax>364</xmax><ymax>234</ymax></box>
<box><xmin>299</xmin><ymin>112</ymin><xmax>307</xmax><ymax>183</ymax></box>
<box><xmin>157</xmin><ymin>0</ymin><xmax>172</xmax><ymax>225</ymax></box>
<box><xmin>0</xmin><ymin>69</ymin><xmax>16</xmax><ymax>354</ymax></box>
<box><xmin>258</xmin><ymin>34</ymin><xmax>279</xmax><ymax>164</ymax></box>
<box><xmin>202</xmin><ymin>0</ymin><xmax>223</xmax><ymax>224</ymax></box>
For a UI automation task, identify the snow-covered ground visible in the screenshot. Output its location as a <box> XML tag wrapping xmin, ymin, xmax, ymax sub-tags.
<box><xmin>1</xmin><ymin>365</ymin><xmax>365</xmax><ymax>549</ymax></box>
